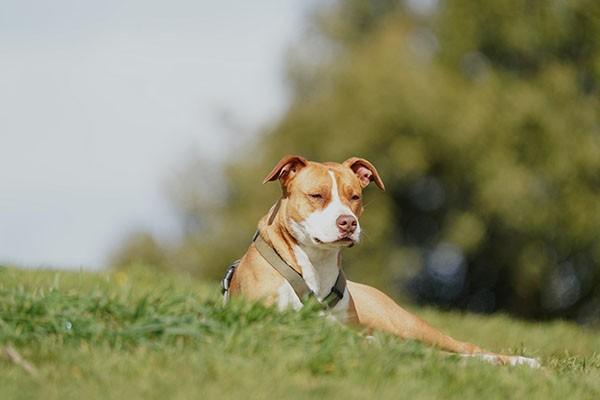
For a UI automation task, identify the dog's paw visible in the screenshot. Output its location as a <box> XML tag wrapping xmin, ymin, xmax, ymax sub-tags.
<box><xmin>466</xmin><ymin>353</ymin><xmax>541</xmax><ymax>368</ymax></box>
<box><xmin>507</xmin><ymin>355</ymin><xmax>541</xmax><ymax>368</ymax></box>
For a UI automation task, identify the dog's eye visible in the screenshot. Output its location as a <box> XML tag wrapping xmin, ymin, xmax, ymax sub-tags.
<box><xmin>351</xmin><ymin>194</ymin><xmax>361</xmax><ymax>201</ymax></box>
<box><xmin>309</xmin><ymin>193</ymin><xmax>323</xmax><ymax>199</ymax></box>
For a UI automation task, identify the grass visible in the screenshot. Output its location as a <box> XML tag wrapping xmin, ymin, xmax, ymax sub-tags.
<box><xmin>1</xmin><ymin>266</ymin><xmax>599</xmax><ymax>399</ymax></box>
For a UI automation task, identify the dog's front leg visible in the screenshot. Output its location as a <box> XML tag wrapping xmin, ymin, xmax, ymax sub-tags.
<box><xmin>347</xmin><ymin>281</ymin><xmax>482</xmax><ymax>353</ymax></box>
<box><xmin>347</xmin><ymin>281</ymin><xmax>540</xmax><ymax>367</ymax></box>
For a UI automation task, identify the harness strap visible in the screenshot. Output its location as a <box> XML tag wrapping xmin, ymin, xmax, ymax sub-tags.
<box><xmin>253</xmin><ymin>234</ymin><xmax>347</xmax><ymax>309</ymax></box>
<box><xmin>321</xmin><ymin>269</ymin><xmax>346</xmax><ymax>307</ymax></box>
<box><xmin>254</xmin><ymin>234</ymin><xmax>313</xmax><ymax>301</ymax></box>
<box><xmin>267</xmin><ymin>198</ymin><xmax>282</xmax><ymax>225</ymax></box>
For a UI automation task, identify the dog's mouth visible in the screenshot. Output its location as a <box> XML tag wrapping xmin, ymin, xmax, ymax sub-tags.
<box><xmin>313</xmin><ymin>237</ymin><xmax>356</xmax><ymax>247</ymax></box>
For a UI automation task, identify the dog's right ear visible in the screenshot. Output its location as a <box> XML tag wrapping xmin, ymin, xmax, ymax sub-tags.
<box><xmin>263</xmin><ymin>155</ymin><xmax>308</xmax><ymax>186</ymax></box>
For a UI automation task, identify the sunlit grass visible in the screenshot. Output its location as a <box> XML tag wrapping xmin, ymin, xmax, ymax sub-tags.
<box><xmin>1</xmin><ymin>266</ymin><xmax>598</xmax><ymax>399</ymax></box>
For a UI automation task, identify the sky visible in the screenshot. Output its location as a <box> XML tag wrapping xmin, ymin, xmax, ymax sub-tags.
<box><xmin>0</xmin><ymin>0</ymin><xmax>316</xmax><ymax>269</ymax></box>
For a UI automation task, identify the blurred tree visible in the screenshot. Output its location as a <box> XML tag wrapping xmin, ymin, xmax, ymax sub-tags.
<box><xmin>110</xmin><ymin>232</ymin><xmax>170</xmax><ymax>272</ymax></box>
<box><xmin>112</xmin><ymin>0</ymin><xmax>600</xmax><ymax>323</ymax></box>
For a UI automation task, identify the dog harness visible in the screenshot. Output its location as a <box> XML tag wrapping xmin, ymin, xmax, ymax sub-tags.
<box><xmin>221</xmin><ymin>201</ymin><xmax>347</xmax><ymax>309</ymax></box>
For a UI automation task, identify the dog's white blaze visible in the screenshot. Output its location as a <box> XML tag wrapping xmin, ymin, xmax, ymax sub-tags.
<box><xmin>296</xmin><ymin>170</ymin><xmax>360</xmax><ymax>244</ymax></box>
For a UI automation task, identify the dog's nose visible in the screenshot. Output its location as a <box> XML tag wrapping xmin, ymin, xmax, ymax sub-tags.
<box><xmin>336</xmin><ymin>215</ymin><xmax>357</xmax><ymax>234</ymax></box>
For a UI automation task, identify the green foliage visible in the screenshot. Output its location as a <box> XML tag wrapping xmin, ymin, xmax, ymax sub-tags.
<box><xmin>111</xmin><ymin>0</ymin><xmax>600</xmax><ymax>321</ymax></box>
<box><xmin>110</xmin><ymin>232</ymin><xmax>170</xmax><ymax>273</ymax></box>
<box><xmin>1</xmin><ymin>267</ymin><xmax>600</xmax><ymax>399</ymax></box>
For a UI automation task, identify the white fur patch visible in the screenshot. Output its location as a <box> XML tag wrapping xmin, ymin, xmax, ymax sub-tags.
<box><xmin>274</xmin><ymin>242</ymin><xmax>350</xmax><ymax>321</ymax></box>
<box><xmin>276</xmin><ymin>281</ymin><xmax>303</xmax><ymax>311</ymax></box>
<box><xmin>293</xmin><ymin>244</ymin><xmax>339</xmax><ymax>299</ymax></box>
<box><xmin>294</xmin><ymin>243</ymin><xmax>350</xmax><ymax>321</ymax></box>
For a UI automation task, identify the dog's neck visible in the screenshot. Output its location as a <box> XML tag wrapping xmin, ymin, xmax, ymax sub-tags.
<box><xmin>259</xmin><ymin>201</ymin><xmax>341</xmax><ymax>300</ymax></box>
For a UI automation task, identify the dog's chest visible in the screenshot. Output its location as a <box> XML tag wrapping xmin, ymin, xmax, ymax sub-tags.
<box><xmin>276</xmin><ymin>282</ymin><xmax>350</xmax><ymax>321</ymax></box>
<box><xmin>275</xmin><ymin>245</ymin><xmax>350</xmax><ymax>321</ymax></box>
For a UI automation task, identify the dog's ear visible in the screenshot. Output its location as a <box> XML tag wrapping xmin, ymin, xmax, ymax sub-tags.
<box><xmin>343</xmin><ymin>157</ymin><xmax>385</xmax><ymax>191</ymax></box>
<box><xmin>263</xmin><ymin>155</ymin><xmax>308</xmax><ymax>186</ymax></box>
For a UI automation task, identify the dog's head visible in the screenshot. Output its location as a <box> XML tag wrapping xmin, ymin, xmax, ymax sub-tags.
<box><xmin>263</xmin><ymin>155</ymin><xmax>385</xmax><ymax>249</ymax></box>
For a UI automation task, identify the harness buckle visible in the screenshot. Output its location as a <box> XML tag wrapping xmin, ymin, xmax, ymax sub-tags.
<box><xmin>221</xmin><ymin>259</ymin><xmax>240</xmax><ymax>295</ymax></box>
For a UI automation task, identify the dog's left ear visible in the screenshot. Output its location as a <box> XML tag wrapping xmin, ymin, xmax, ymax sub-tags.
<box><xmin>343</xmin><ymin>157</ymin><xmax>385</xmax><ymax>191</ymax></box>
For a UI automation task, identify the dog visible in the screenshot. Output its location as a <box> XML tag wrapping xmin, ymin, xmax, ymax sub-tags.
<box><xmin>223</xmin><ymin>155</ymin><xmax>540</xmax><ymax>368</ymax></box>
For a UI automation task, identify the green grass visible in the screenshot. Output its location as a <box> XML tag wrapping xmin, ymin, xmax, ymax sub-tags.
<box><xmin>1</xmin><ymin>266</ymin><xmax>599</xmax><ymax>399</ymax></box>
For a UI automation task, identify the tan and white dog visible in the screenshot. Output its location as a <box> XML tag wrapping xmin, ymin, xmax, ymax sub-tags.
<box><xmin>226</xmin><ymin>155</ymin><xmax>539</xmax><ymax>368</ymax></box>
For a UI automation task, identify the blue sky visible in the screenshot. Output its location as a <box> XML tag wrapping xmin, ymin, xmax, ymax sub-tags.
<box><xmin>0</xmin><ymin>0</ymin><xmax>316</xmax><ymax>268</ymax></box>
